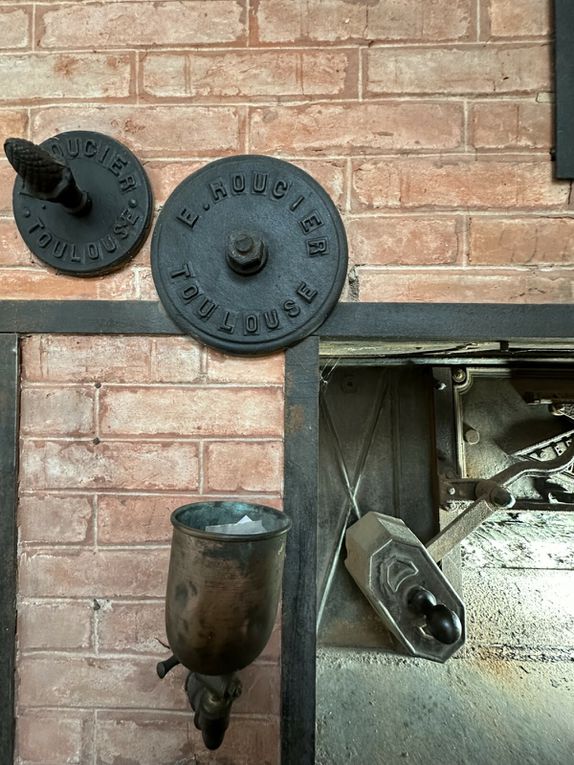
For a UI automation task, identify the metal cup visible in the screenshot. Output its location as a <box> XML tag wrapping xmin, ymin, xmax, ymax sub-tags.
<box><xmin>165</xmin><ymin>501</ymin><xmax>291</xmax><ymax>676</ymax></box>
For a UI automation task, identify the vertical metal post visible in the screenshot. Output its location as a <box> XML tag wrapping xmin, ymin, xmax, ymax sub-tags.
<box><xmin>282</xmin><ymin>336</ymin><xmax>320</xmax><ymax>765</ymax></box>
<box><xmin>0</xmin><ymin>334</ymin><xmax>19</xmax><ymax>765</ymax></box>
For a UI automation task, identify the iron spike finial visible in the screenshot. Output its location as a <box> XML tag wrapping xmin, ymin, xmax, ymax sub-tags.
<box><xmin>4</xmin><ymin>137</ymin><xmax>91</xmax><ymax>216</ymax></box>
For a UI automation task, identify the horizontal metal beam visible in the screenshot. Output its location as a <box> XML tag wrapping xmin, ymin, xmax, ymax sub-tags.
<box><xmin>320</xmin><ymin>303</ymin><xmax>574</xmax><ymax>343</ymax></box>
<box><xmin>0</xmin><ymin>301</ymin><xmax>572</xmax><ymax>343</ymax></box>
<box><xmin>0</xmin><ymin>300</ymin><xmax>181</xmax><ymax>335</ymax></box>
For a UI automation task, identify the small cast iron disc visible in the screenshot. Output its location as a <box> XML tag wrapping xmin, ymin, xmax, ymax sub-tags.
<box><xmin>151</xmin><ymin>155</ymin><xmax>348</xmax><ymax>355</ymax></box>
<box><xmin>12</xmin><ymin>131</ymin><xmax>153</xmax><ymax>276</ymax></box>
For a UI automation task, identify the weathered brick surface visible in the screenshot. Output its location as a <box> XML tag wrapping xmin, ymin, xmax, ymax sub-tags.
<box><xmin>250</xmin><ymin>102</ymin><xmax>463</xmax><ymax>155</ymax></box>
<box><xmin>347</xmin><ymin>216</ymin><xmax>461</xmax><ymax>266</ymax></box>
<box><xmin>470</xmin><ymin>100</ymin><xmax>552</xmax><ymax>150</ymax></box>
<box><xmin>32</xmin><ymin>106</ymin><xmax>243</xmax><ymax>157</ymax></box>
<box><xmin>95</xmin><ymin>712</ymin><xmax>279</xmax><ymax>765</ymax></box>
<box><xmin>486</xmin><ymin>0</ymin><xmax>551</xmax><ymax>39</ymax></box>
<box><xmin>20</xmin><ymin>439</ymin><xmax>200</xmax><ymax>491</ymax></box>
<box><xmin>18</xmin><ymin>494</ymin><xmax>94</xmax><ymax>545</ymax></box>
<box><xmin>100</xmin><ymin>386</ymin><xmax>283</xmax><ymax>437</ymax></box>
<box><xmin>206</xmin><ymin>349</ymin><xmax>284</xmax><ymax>384</ymax></box>
<box><xmin>365</xmin><ymin>44</ymin><xmax>551</xmax><ymax>96</ymax></box>
<box><xmin>19</xmin><ymin>548</ymin><xmax>170</xmax><ymax>598</ymax></box>
<box><xmin>205</xmin><ymin>441</ymin><xmax>283</xmax><ymax>493</ymax></box>
<box><xmin>253</xmin><ymin>0</ymin><xmax>473</xmax><ymax>44</ymax></box>
<box><xmin>38</xmin><ymin>1</ymin><xmax>246</xmax><ymax>49</ymax></box>
<box><xmin>142</xmin><ymin>50</ymin><xmax>358</xmax><ymax>100</ymax></box>
<box><xmin>98</xmin><ymin>493</ymin><xmax>282</xmax><ymax>544</ymax></box>
<box><xmin>0</xmin><ymin>220</ymin><xmax>35</xmax><ymax>267</ymax></box>
<box><xmin>0</xmin><ymin>53</ymin><xmax>133</xmax><ymax>103</ymax></box>
<box><xmin>0</xmin><ymin>108</ymin><xmax>28</xmax><ymax>137</ymax></box>
<box><xmin>19</xmin><ymin>656</ymin><xmax>278</xmax><ymax>713</ymax></box>
<box><xmin>0</xmin><ymin>6</ymin><xmax>31</xmax><ymax>50</ymax></box>
<box><xmin>17</xmin><ymin>710</ymin><xmax>93</xmax><ymax>765</ymax></box>
<box><xmin>351</xmin><ymin>158</ymin><xmax>569</xmax><ymax>211</ymax></box>
<box><xmin>469</xmin><ymin>217</ymin><xmax>574</xmax><ymax>265</ymax></box>
<box><xmin>0</xmin><ymin>267</ymin><xmax>138</xmax><ymax>300</ymax></box>
<box><xmin>18</xmin><ymin>601</ymin><xmax>93</xmax><ymax>651</ymax></box>
<box><xmin>20</xmin><ymin>386</ymin><xmax>95</xmax><ymax>436</ymax></box>
<box><xmin>359</xmin><ymin>267</ymin><xmax>574</xmax><ymax>303</ymax></box>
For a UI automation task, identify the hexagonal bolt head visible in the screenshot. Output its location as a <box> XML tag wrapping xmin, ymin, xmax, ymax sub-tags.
<box><xmin>226</xmin><ymin>233</ymin><xmax>268</xmax><ymax>276</ymax></box>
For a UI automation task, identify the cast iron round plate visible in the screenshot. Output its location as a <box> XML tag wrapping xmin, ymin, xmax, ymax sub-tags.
<box><xmin>12</xmin><ymin>130</ymin><xmax>153</xmax><ymax>276</ymax></box>
<box><xmin>151</xmin><ymin>155</ymin><xmax>348</xmax><ymax>355</ymax></box>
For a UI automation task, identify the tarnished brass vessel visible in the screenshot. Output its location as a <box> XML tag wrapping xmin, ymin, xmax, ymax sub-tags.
<box><xmin>157</xmin><ymin>501</ymin><xmax>291</xmax><ymax>749</ymax></box>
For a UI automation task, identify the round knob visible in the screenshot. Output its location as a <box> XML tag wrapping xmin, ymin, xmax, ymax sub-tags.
<box><xmin>407</xmin><ymin>587</ymin><xmax>462</xmax><ymax>645</ymax></box>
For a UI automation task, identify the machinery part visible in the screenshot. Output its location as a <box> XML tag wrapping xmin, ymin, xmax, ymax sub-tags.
<box><xmin>406</xmin><ymin>587</ymin><xmax>462</xmax><ymax>645</ymax></box>
<box><xmin>430</xmin><ymin>440</ymin><xmax>574</xmax><ymax>562</ymax></box>
<box><xmin>151</xmin><ymin>154</ymin><xmax>348</xmax><ymax>355</ymax></box>
<box><xmin>6</xmin><ymin>131</ymin><xmax>152</xmax><ymax>276</ymax></box>
<box><xmin>345</xmin><ymin>512</ymin><xmax>465</xmax><ymax>663</ymax></box>
<box><xmin>185</xmin><ymin>673</ymin><xmax>242</xmax><ymax>751</ymax></box>
<box><xmin>155</xmin><ymin>654</ymin><xmax>180</xmax><ymax>679</ymax></box>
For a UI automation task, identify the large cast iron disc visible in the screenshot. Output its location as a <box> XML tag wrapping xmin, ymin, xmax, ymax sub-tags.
<box><xmin>11</xmin><ymin>131</ymin><xmax>153</xmax><ymax>276</ymax></box>
<box><xmin>151</xmin><ymin>155</ymin><xmax>348</xmax><ymax>355</ymax></box>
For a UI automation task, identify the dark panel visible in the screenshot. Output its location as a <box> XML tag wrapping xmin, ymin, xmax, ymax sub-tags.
<box><xmin>322</xmin><ymin>303</ymin><xmax>574</xmax><ymax>342</ymax></box>
<box><xmin>556</xmin><ymin>0</ymin><xmax>574</xmax><ymax>179</ymax></box>
<box><xmin>282</xmin><ymin>337</ymin><xmax>320</xmax><ymax>765</ymax></box>
<box><xmin>0</xmin><ymin>301</ymin><xmax>181</xmax><ymax>335</ymax></box>
<box><xmin>0</xmin><ymin>335</ymin><xmax>19</xmax><ymax>765</ymax></box>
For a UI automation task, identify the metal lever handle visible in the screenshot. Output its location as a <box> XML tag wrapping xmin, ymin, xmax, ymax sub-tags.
<box><xmin>156</xmin><ymin>654</ymin><xmax>180</xmax><ymax>679</ymax></box>
<box><xmin>407</xmin><ymin>587</ymin><xmax>462</xmax><ymax>645</ymax></box>
<box><xmin>4</xmin><ymin>137</ymin><xmax>91</xmax><ymax>215</ymax></box>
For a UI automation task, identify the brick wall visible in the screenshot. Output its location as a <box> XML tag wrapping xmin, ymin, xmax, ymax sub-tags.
<box><xmin>2</xmin><ymin>1</ymin><xmax>572</xmax><ymax>763</ymax></box>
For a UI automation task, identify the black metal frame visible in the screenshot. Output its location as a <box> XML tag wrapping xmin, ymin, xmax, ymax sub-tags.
<box><xmin>1</xmin><ymin>300</ymin><xmax>573</xmax><ymax>765</ymax></box>
<box><xmin>555</xmin><ymin>0</ymin><xmax>574</xmax><ymax>179</ymax></box>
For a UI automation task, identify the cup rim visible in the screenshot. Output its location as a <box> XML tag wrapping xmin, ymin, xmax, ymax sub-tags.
<box><xmin>170</xmin><ymin>500</ymin><xmax>292</xmax><ymax>542</ymax></box>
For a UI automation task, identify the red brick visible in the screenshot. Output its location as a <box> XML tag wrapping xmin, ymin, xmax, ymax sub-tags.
<box><xmin>97</xmin><ymin>601</ymin><xmax>166</xmax><ymax>654</ymax></box>
<box><xmin>0</xmin><ymin>108</ymin><xmax>28</xmax><ymax>138</ymax></box>
<box><xmin>469</xmin><ymin>217</ymin><xmax>574</xmax><ymax>265</ymax></box>
<box><xmin>99</xmin><ymin>387</ymin><xmax>283</xmax><ymax>437</ymax></box>
<box><xmin>487</xmin><ymin>0</ymin><xmax>551</xmax><ymax>38</ymax></box>
<box><xmin>291</xmin><ymin>159</ymin><xmax>346</xmax><ymax>210</ymax></box>
<box><xmin>21</xmin><ymin>336</ymin><xmax>152</xmax><ymax>383</ymax></box>
<box><xmin>470</xmin><ymin>101</ymin><xmax>552</xmax><ymax>150</ymax></box>
<box><xmin>150</xmin><ymin>337</ymin><xmax>203</xmax><ymax>383</ymax></box>
<box><xmin>250</xmin><ymin>103</ymin><xmax>463</xmax><ymax>155</ymax></box>
<box><xmin>144</xmin><ymin>160</ymin><xmax>203</xmax><ymax>207</ymax></box>
<box><xmin>19</xmin><ymin>548</ymin><xmax>170</xmax><ymax>598</ymax></box>
<box><xmin>19</xmin><ymin>494</ymin><xmax>94</xmax><ymax>545</ymax></box>
<box><xmin>95</xmin><ymin>712</ymin><xmax>279</xmax><ymax>765</ymax></box>
<box><xmin>97</xmin><ymin>494</ymin><xmax>282</xmax><ymax>544</ymax></box>
<box><xmin>0</xmin><ymin>219</ymin><xmax>36</xmax><ymax>267</ymax></box>
<box><xmin>32</xmin><ymin>105</ymin><xmax>242</xmax><ymax>157</ymax></box>
<box><xmin>18</xmin><ymin>601</ymin><xmax>93</xmax><ymax>651</ymax></box>
<box><xmin>98</xmin><ymin>495</ymin><xmax>180</xmax><ymax>545</ymax></box>
<box><xmin>205</xmin><ymin>441</ymin><xmax>283</xmax><ymax>493</ymax></box>
<box><xmin>365</xmin><ymin>45</ymin><xmax>551</xmax><ymax>95</ymax></box>
<box><xmin>351</xmin><ymin>158</ymin><xmax>569</xmax><ymax>211</ymax></box>
<box><xmin>0</xmin><ymin>53</ymin><xmax>133</xmax><ymax>103</ymax></box>
<box><xmin>207</xmin><ymin>350</ymin><xmax>284</xmax><ymax>384</ymax></box>
<box><xmin>0</xmin><ymin>267</ymin><xmax>138</xmax><ymax>300</ymax></box>
<box><xmin>20</xmin><ymin>440</ymin><xmax>200</xmax><ymax>491</ymax></box>
<box><xmin>1</xmin><ymin>6</ymin><xmax>31</xmax><ymax>49</ymax></box>
<box><xmin>347</xmin><ymin>216</ymin><xmax>461</xmax><ymax>266</ymax></box>
<box><xmin>38</xmin><ymin>1</ymin><xmax>246</xmax><ymax>49</ymax></box>
<box><xmin>17</xmin><ymin>710</ymin><xmax>93</xmax><ymax>765</ymax></box>
<box><xmin>21</xmin><ymin>386</ymin><xmax>95</xmax><ymax>436</ymax></box>
<box><xmin>1</xmin><ymin>162</ymin><xmax>17</xmax><ymax>214</ymax></box>
<box><xmin>18</xmin><ymin>656</ymin><xmax>277</xmax><ymax>713</ymax></box>
<box><xmin>142</xmin><ymin>49</ymin><xmax>357</xmax><ymax>100</ymax></box>
<box><xmin>359</xmin><ymin>267</ymin><xmax>574</xmax><ymax>303</ymax></box>
<box><xmin>253</xmin><ymin>0</ymin><xmax>472</xmax><ymax>43</ymax></box>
